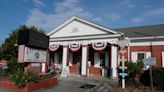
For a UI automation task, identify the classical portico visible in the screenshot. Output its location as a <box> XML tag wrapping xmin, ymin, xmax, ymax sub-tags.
<box><xmin>47</xmin><ymin>16</ymin><xmax>121</xmax><ymax>79</ymax></box>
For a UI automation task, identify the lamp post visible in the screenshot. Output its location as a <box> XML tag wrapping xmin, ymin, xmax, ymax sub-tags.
<box><xmin>118</xmin><ymin>35</ymin><xmax>130</xmax><ymax>89</ymax></box>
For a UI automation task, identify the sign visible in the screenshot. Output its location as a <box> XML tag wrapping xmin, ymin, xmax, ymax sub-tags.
<box><xmin>119</xmin><ymin>73</ymin><xmax>128</xmax><ymax>78</ymax></box>
<box><xmin>119</xmin><ymin>66</ymin><xmax>127</xmax><ymax>70</ymax></box>
<box><xmin>118</xmin><ymin>39</ymin><xmax>130</xmax><ymax>47</ymax></box>
<box><xmin>24</xmin><ymin>47</ymin><xmax>47</xmax><ymax>62</ymax></box>
<box><xmin>144</xmin><ymin>58</ymin><xmax>156</xmax><ymax>66</ymax></box>
<box><xmin>18</xmin><ymin>30</ymin><xmax>49</xmax><ymax>49</ymax></box>
<box><xmin>61</xmin><ymin>67</ymin><xmax>70</xmax><ymax>77</ymax></box>
<box><xmin>31</xmin><ymin>63</ymin><xmax>41</xmax><ymax>67</ymax></box>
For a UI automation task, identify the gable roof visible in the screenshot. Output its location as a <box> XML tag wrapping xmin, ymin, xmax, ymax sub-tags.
<box><xmin>47</xmin><ymin>16</ymin><xmax>118</xmax><ymax>36</ymax></box>
<box><xmin>115</xmin><ymin>24</ymin><xmax>164</xmax><ymax>38</ymax></box>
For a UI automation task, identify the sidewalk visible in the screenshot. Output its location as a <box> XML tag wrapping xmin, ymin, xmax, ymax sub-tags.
<box><xmin>0</xmin><ymin>76</ymin><xmax>116</xmax><ymax>92</ymax></box>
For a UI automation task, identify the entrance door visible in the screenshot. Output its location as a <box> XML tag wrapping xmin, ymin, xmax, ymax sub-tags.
<box><xmin>94</xmin><ymin>52</ymin><xmax>109</xmax><ymax>77</ymax></box>
<box><xmin>73</xmin><ymin>52</ymin><xmax>81</xmax><ymax>75</ymax></box>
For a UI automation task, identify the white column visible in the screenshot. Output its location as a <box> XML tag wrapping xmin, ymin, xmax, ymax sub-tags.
<box><xmin>162</xmin><ymin>52</ymin><xmax>164</xmax><ymax>68</ymax></box>
<box><xmin>62</xmin><ymin>45</ymin><xmax>69</xmax><ymax>68</ymax></box>
<box><xmin>111</xmin><ymin>45</ymin><xmax>118</xmax><ymax>79</ymax></box>
<box><xmin>81</xmin><ymin>44</ymin><xmax>88</xmax><ymax>76</ymax></box>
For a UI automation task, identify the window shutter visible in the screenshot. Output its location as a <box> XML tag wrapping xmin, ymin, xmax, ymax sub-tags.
<box><xmin>162</xmin><ymin>52</ymin><xmax>164</xmax><ymax>68</ymax></box>
<box><xmin>131</xmin><ymin>52</ymin><xmax>137</xmax><ymax>63</ymax></box>
<box><xmin>94</xmin><ymin>52</ymin><xmax>100</xmax><ymax>67</ymax></box>
<box><xmin>146</xmin><ymin>52</ymin><xmax>151</xmax><ymax>59</ymax></box>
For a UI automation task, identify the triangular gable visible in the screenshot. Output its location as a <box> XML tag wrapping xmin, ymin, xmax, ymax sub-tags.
<box><xmin>47</xmin><ymin>16</ymin><xmax>118</xmax><ymax>38</ymax></box>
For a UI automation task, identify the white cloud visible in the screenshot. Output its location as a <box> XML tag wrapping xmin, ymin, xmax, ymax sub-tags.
<box><xmin>131</xmin><ymin>6</ymin><xmax>164</xmax><ymax>22</ymax></box>
<box><xmin>32</xmin><ymin>0</ymin><xmax>46</xmax><ymax>7</ymax></box>
<box><xmin>128</xmin><ymin>4</ymin><xmax>135</xmax><ymax>8</ymax></box>
<box><xmin>108</xmin><ymin>13</ymin><xmax>121</xmax><ymax>22</ymax></box>
<box><xmin>143</xmin><ymin>7</ymin><xmax>164</xmax><ymax>17</ymax></box>
<box><xmin>26</xmin><ymin>0</ymin><xmax>100</xmax><ymax>32</ymax></box>
<box><xmin>131</xmin><ymin>17</ymin><xmax>143</xmax><ymax>22</ymax></box>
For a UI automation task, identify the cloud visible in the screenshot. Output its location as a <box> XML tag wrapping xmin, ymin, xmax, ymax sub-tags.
<box><xmin>108</xmin><ymin>13</ymin><xmax>121</xmax><ymax>22</ymax></box>
<box><xmin>128</xmin><ymin>4</ymin><xmax>135</xmax><ymax>8</ymax></box>
<box><xmin>130</xmin><ymin>6</ymin><xmax>164</xmax><ymax>22</ymax></box>
<box><xmin>143</xmin><ymin>7</ymin><xmax>164</xmax><ymax>17</ymax></box>
<box><xmin>26</xmin><ymin>0</ymin><xmax>100</xmax><ymax>32</ymax></box>
<box><xmin>131</xmin><ymin>17</ymin><xmax>143</xmax><ymax>22</ymax></box>
<box><xmin>32</xmin><ymin>0</ymin><xmax>46</xmax><ymax>7</ymax></box>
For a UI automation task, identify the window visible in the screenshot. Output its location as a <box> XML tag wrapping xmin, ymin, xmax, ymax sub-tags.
<box><xmin>131</xmin><ymin>52</ymin><xmax>151</xmax><ymax>63</ymax></box>
<box><xmin>100</xmin><ymin>53</ymin><xmax>105</xmax><ymax>67</ymax></box>
<box><xmin>137</xmin><ymin>53</ymin><xmax>145</xmax><ymax>60</ymax></box>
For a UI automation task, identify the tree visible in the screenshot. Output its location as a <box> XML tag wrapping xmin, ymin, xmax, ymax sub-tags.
<box><xmin>0</xmin><ymin>25</ymin><xmax>45</xmax><ymax>61</ymax></box>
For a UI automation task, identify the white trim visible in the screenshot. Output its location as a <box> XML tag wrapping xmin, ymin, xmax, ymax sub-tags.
<box><xmin>162</xmin><ymin>52</ymin><xmax>164</xmax><ymax>68</ymax></box>
<box><xmin>47</xmin><ymin>16</ymin><xmax>119</xmax><ymax>36</ymax></box>
<box><xmin>62</xmin><ymin>46</ymin><xmax>69</xmax><ymax>68</ymax></box>
<box><xmin>131</xmin><ymin>52</ymin><xmax>137</xmax><ymax>63</ymax></box>
<box><xmin>81</xmin><ymin>45</ymin><xmax>88</xmax><ymax>75</ymax></box>
<box><xmin>131</xmin><ymin>51</ymin><xmax>151</xmax><ymax>62</ymax></box>
<box><xmin>49</xmin><ymin>34</ymin><xmax>121</xmax><ymax>41</ymax></box>
<box><xmin>111</xmin><ymin>46</ymin><xmax>118</xmax><ymax>78</ymax></box>
<box><xmin>130</xmin><ymin>41</ymin><xmax>164</xmax><ymax>46</ymax></box>
<box><xmin>130</xmin><ymin>36</ymin><xmax>164</xmax><ymax>40</ymax></box>
<box><xmin>41</xmin><ymin>63</ymin><xmax>46</xmax><ymax>73</ymax></box>
<box><xmin>50</xmin><ymin>38</ymin><xmax>119</xmax><ymax>46</ymax></box>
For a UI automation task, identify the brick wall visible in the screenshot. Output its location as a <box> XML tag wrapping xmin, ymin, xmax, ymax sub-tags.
<box><xmin>128</xmin><ymin>45</ymin><xmax>164</xmax><ymax>67</ymax></box>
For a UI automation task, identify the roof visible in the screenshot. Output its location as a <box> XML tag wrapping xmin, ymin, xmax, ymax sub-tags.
<box><xmin>47</xmin><ymin>16</ymin><xmax>118</xmax><ymax>36</ymax></box>
<box><xmin>114</xmin><ymin>24</ymin><xmax>164</xmax><ymax>38</ymax></box>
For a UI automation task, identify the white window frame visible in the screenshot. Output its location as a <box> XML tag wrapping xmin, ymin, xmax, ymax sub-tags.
<box><xmin>131</xmin><ymin>51</ymin><xmax>151</xmax><ymax>63</ymax></box>
<box><xmin>162</xmin><ymin>52</ymin><xmax>164</xmax><ymax>68</ymax></box>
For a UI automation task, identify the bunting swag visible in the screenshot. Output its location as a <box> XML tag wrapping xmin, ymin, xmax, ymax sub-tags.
<box><xmin>69</xmin><ymin>43</ymin><xmax>81</xmax><ymax>52</ymax></box>
<box><xmin>49</xmin><ymin>44</ymin><xmax>59</xmax><ymax>51</ymax></box>
<box><xmin>92</xmin><ymin>42</ymin><xmax>107</xmax><ymax>52</ymax></box>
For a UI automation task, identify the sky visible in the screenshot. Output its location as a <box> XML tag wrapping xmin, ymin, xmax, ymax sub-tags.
<box><xmin>0</xmin><ymin>0</ymin><xmax>164</xmax><ymax>44</ymax></box>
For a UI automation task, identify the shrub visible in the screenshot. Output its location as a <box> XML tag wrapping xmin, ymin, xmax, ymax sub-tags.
<box><xmin>122</xmin><ymin>61</ymin><xmax>144</xmax><ymax>86</ymax></box>
<box><xmin>7</xmin><ymin>57</ymin><xmax>26</xmax><ymax>74</ymax></box>
<box><xmin>11</xmin><ymin>70</ymin><xmax>36</xmax><ymax>87</ymax></box>
<box><xmin>140</xmin><ymin>67</ymin><xmax>164</xmax><ymax>91</ymax></box>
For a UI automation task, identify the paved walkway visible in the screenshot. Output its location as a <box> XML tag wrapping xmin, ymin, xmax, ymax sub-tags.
<box><xmin>0</xmin><ymin>76</ymin><xmax>116</xmax><ymax>92</ymax></box>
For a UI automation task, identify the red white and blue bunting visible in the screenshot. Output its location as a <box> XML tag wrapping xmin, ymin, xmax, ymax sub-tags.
<box><xmin>49</xmin><ymin>44</ymin><xmax>59</xmax><ymax>51</ymax></box>
<box><xmin>92</xmin><ymin>42</ymin><xmax>107</xmax><ymax>52</ymax></box>
<box><xmin>69</xmin><ymin>43</ymin><xmax>81</xmax><ymax>52</ymax></box>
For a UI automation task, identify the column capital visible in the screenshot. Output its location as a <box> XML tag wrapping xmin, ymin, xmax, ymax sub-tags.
<box><xmin>82</xmin><ymin>41</ymin><xmax>88</xmax><ymax>46</ymax></box>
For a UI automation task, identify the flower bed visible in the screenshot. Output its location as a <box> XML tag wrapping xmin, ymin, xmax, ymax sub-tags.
<box><xmin>0</xmin><ymin>77</ymin><xmax>58</xmax><ymax>92</ymax></box>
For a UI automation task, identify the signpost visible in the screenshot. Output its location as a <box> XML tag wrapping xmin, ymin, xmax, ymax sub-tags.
<box><xmin>144</xmin><ymin>57</ymin><xmax>156</xmax><ymax>91</ymax></box>
<box><xmin>118</xmin><ymin>38</ymin><xmax>130</xmax><ymax>89</ymax></box>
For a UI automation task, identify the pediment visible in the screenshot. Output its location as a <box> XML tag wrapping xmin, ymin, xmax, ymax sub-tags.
<box><xmin>48</xmin><ymin>16</ymin><xmax>118</xmax><ymax>38</ymax></box>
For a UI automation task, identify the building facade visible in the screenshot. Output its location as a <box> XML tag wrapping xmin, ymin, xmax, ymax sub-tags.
<box><xmin>47</xmin><ymin>16</ymin><xmax>164</xmax><ymax>78</ymax></box>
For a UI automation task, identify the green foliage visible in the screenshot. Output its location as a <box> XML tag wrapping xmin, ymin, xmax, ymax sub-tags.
<box><xmin>7</xmin><ymin>57</ymin><xmax>25</xmax><ymax>74</ymax></box>
<box><xmin>0</xmin><ymin>25</ymin><xmax>45</xmax><ymax>60</ymax></box>
<box><xmin>11</xmin><ymin>70</ymin><xmax>36</xmax><ymax>87</ymax></box>
<box><xmin>124</xmin><ymin>61</ymin><xmax>144</xmax><ymax>86</ymax></box>
<box><xmin>126</xmin><ymin>61</ymin><xmax>144</xmax><ymax>75</ymax></box>
<box><xmin>140</xmin><ymin>67</ymin><xmax>164</xmax><ymax>91</ymax></box>
<box><xmin>0</xmin><ymin>68</ymin><xmax>7</xmax><ymax>77</ymax></box>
